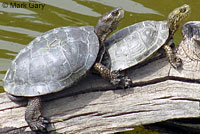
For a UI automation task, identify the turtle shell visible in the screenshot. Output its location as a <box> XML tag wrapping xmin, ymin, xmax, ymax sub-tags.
<box><xmin>3</xmin><ymin>26</ymin><xmax>99</xmax><ymax>97</ymax></box>
<box><xmin>104</xmin><ymin>21</ymin><xmax>169</xmax><ymax>71</ymax></box>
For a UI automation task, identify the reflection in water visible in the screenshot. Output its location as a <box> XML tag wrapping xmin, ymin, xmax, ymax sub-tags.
<box><xmin>84</xmin><ymin>0</ymin><xmax>162</xmax><ymax>15</ymax></box>
<box><xmin>37</xmin><ymin>0</ymin><xmax>101</xmax><ymax>17</ymax></box>
<box><xmin>0</xmin><ymin>25</ymin><xmax>42</xmax><ymax>38</ymax></box>
<box><xmin>0</xmin><ymin>40</ymin><xmax>23</xmax><ymax>53</ymax></box>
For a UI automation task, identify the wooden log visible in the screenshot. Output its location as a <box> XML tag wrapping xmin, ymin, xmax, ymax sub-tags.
<box><xmin>1</xmin><ymin>25</ymin><xmax>200</xmax><ymax>134</ymax></box>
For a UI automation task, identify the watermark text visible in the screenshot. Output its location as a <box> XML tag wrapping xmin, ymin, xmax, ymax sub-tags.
<box><xmin>2</xmin><ymin>1</ymin><xmax>46</xmax><ymax>10</ymax></box>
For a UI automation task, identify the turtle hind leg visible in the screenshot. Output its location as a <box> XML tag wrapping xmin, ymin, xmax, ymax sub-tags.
<box><xmin>93</xmin><ymin>63</ymin><xmax>132</xmax><ymax>88</ymax></box>
<box><xmin>162</xmin><ymin>44</ymin><xmax>182</xmax><ymax>69</ymax></box>
<box><xmin>25</xmin><ymin>97</ymin><xmax>49</xmax><ymax>133</ymax></box>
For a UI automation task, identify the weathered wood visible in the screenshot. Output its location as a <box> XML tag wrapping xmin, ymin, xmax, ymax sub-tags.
<box><xmin>1</xmin><ymin>24</ymin><xmax>200</xmax><ymax>133</ymax></box>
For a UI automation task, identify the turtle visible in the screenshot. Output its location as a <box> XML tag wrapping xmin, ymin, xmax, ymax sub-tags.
<box><xmin>3</xmin><ymin>7</ymin><xmax>125</xmax><ymax>133</ymax></box>
<box><xmin>181</xmin><ymin>21</ymin><xmax>200</xmax><ymax>43</ymax></box>
<box><xmin>103</xmin><ymin>4</ymin><xmax>191</xmax><ymax>72</ymax></box>
<box><xmin>176</xmin><ymin>21</ymin><xmax>200</xmax><ymax>62</ymax></box>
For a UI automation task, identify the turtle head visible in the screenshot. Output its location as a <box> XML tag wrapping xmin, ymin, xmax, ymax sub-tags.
<box><xmin>168</xmin><ymin>4</ymin><xmax>191</xmax><ymax>35</ymax></box>
<box><xmin>95</xmin><ymin>7</ymin><xmax>124</xmax><ymax>45</ymax></box>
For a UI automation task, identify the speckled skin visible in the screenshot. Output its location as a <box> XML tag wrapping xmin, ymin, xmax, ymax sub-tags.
<box><xmin>163</xmin><ymin>44</ymin><xmax>182</xmax><ymax>68</ymax></box>
<box><xmin>94</xmin><ymin>63</ymin><xmax>131</xmax><ymax>87</ymax></box>
<box><xmin>104</xmin><ymin>4</ymin><xmax>190</xmax><ymax>71</ymax></box>
<box><xmin>25</xmin><ymin>97</ymin><xmax>49</xmax><ymax>133</ymax></box>
<box><xmin>3</xmin><ymin>8</ymin><xmax>125</xmax><ymax>133</ymax></box>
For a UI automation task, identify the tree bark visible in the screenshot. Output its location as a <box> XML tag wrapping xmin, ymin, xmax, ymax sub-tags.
<box><xmin>1</xmin><ymin>35</ymin><xmax>200</xmax><ymax>134</ymax></box>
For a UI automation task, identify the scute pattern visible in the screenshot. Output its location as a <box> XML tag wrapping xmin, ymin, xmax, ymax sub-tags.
<box><xmin>3</xmin><ymin>26</ymin><xmax>99</xmax><ymax>96</ymax></box>
<box><xmin>104</xmin><ymin>21</ymin><xmax>169</xmax><ymax>71</ymax></box>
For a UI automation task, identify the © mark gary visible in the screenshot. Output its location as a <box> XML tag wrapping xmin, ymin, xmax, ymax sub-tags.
<box><xmin>5</xmin><ymin>1</ymin><xmax>46</xmax><ymax>10</ymax></box>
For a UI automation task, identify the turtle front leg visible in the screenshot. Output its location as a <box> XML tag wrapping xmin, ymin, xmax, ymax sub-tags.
<box><xmin>93</xmin><ymin>63</ymin><xmax>132</xmax><ymax>88</ymax></box>
<box><xmin>162</xmin><ymin>44</ymin><xmax>182</xmax><ymax>69</ymax></box>
<box><xmin>25</xmin><ymin>97</ymin><xmax>49</xmax><ymax>133</ymax></box>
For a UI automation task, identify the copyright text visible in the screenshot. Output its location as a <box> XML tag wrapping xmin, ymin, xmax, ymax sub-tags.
<box><xmin>2</xmin><ymin>2</ymin><xmax>46</xmax><ymax>10</ymax></box>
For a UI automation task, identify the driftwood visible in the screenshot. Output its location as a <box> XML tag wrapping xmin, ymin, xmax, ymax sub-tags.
<box><xmin>1</xmin><ymin>28</ymin><xmax>200</xmax><ymax>133</ymax></box>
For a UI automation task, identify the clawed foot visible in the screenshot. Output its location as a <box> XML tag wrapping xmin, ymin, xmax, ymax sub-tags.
<box><xmin>171</xmin><ymin>57</ymin><xmax>182</xmax><ymax>69</ymax></box>
<box><xmin>27</xmin><ymin>116</ymin><xmax>49</xmax><ymax>133</ymax></box>
<box><xmin>110</xmin><ymin>70</ymin><xmax>132</xmax><ymax>88</ymax></box>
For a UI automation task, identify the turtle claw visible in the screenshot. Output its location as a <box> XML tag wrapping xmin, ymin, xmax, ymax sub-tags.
<box><xmin>171</xmin><ymin>57</ymin><xmax>182</xmax><ymax>69</ymax></box>
<box><xmin>110</xmin><ymin>70</ymin><xmax>132</xmax><ymax>88</ymax></box>
<box><xmin>28</xmin><ymin>116</ymin><xmax>49</xmax><ymax>133</ymax></box>
<box><xmin>111</xmin><ymin>70</ymin><xmax>123</xmax><ymax>78</ymax></box>
<box><xmin>123</xmin><ymin>76</ymin><xmax>132</xmax><ymax>87</ymax></box>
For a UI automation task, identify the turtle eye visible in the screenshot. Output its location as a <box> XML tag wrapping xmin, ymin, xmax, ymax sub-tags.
<box><xmin>111</xmin><ymin>10</ymin><xmax>119</xmax><ymax>16</ymax></box>
<box><xmin>180</xmin><ymin>8</ymin><xmax>186</xmax><ymax>13</ymax></box>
